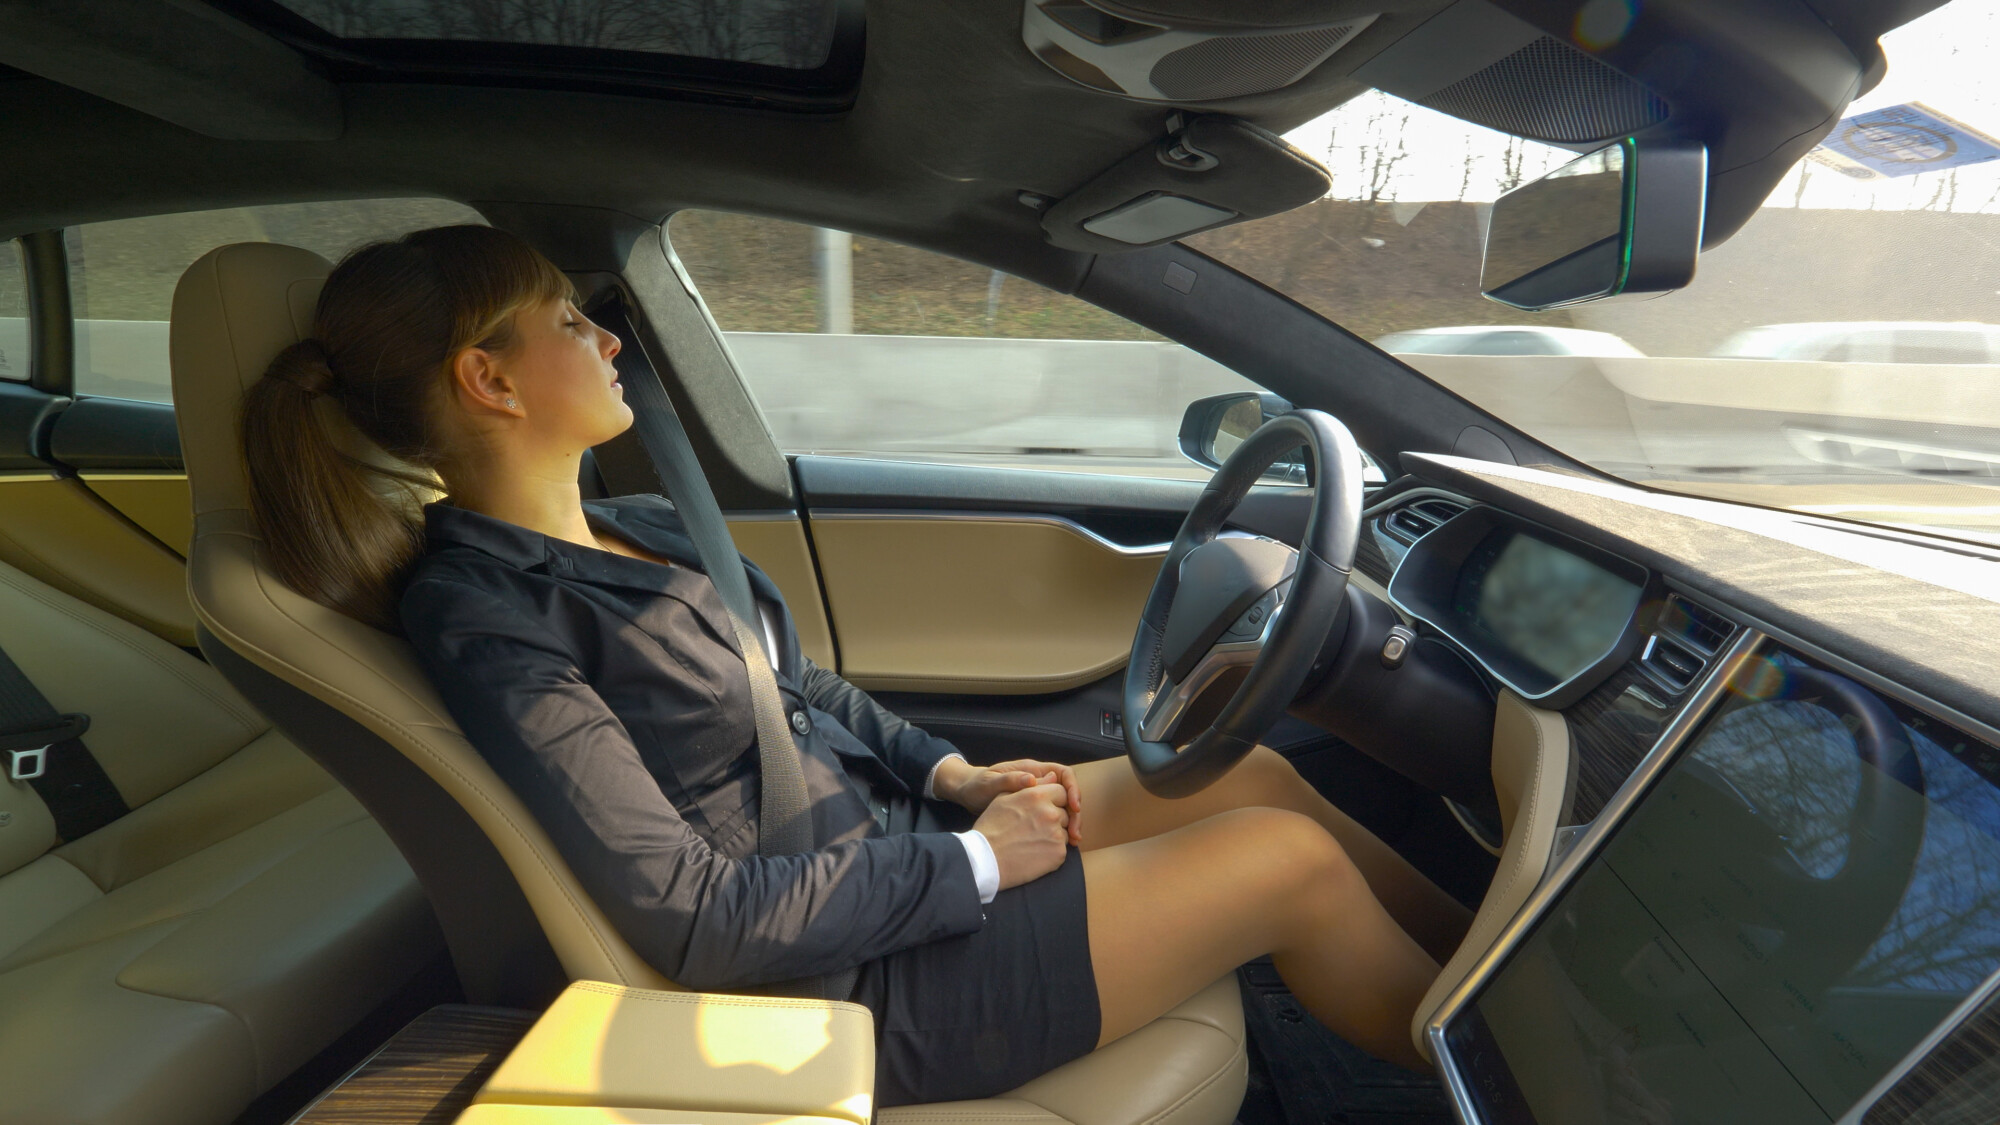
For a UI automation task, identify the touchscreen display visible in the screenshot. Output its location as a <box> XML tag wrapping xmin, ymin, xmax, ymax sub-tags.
<box><xmin>1448</xmin><ymin>652</ymin><xmax>2000</xmax><ymax>1123</ymax></box>
<box><xmin>1453</xmin><ymin>530</ymin><xmax>1642</xmax><ymax>683</ymax></box>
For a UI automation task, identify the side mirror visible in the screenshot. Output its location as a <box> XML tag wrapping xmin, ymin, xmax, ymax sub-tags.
<box><xmin>1481</xmin><ymin>138</ymin><xmax>1706</xmax><ymax>311</ymax></box>
<box><xmin>1178</xmin><ymin>392</ymin><xmax>1310</xmax><ymax>484</ymax></box>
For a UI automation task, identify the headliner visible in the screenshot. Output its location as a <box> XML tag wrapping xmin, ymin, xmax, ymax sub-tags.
<box><xmin>0</xmin><ymin>0</ymin><xmax>1938</xmax><ymax>287</ymax></box>
<box><xmin>0</xmin><ymin>0</ymin><xmax>1420</xmax><ymax>288</ymax></box>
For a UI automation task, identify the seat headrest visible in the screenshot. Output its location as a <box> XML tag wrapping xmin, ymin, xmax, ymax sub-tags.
<box><xmin>170</xmin><ymin>242</ymin><xmax>331</xmax><ymax>520</ymax></box>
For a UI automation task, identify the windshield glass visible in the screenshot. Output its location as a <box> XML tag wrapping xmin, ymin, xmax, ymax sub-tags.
<box><xmin>1188</xmin><ymin>1</ymin><xmax>2000</xmax><ymax>547</ymax></box>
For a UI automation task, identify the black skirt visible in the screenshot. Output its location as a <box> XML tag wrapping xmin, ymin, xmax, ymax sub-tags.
<box><xmin>850</xmin><ymin>799</ymin><xmax>1101</xmax><ymax>1107</ymax></box>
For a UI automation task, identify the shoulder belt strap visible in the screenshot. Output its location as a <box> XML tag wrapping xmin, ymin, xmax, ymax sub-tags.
<box><xmin>594</xmin><ymin>294</ymin><xmax>855</xmax><ymax>1003</ymax></box>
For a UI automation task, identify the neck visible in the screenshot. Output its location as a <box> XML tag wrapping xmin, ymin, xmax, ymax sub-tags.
<box><xmin>444</xmin><ymin>447</ymin><xmax>597</xmax><ymax>549</ymax></box>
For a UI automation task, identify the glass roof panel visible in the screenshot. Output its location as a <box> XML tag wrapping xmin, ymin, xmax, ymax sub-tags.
<box><xmin>268</xmin><ymin>0</ymin><xmax>839</xmax><ymax>69</ymax></box>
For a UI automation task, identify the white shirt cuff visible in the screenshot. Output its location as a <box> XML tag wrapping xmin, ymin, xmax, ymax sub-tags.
<box><xmin>954</xmin><ymin>829</ymin><xmax>1001</xmax><ymax>904</ymax></box>
<box><xmin>923</xmin><ymin>752</ymin><xmax>966</xmax><ymax>801</ymax></box>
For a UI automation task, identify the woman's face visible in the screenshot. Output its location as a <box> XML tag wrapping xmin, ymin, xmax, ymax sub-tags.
<box><xmin>505</xmin><ymin>297</ymin><xmax>631</xmax><ymax>453</ymax></box>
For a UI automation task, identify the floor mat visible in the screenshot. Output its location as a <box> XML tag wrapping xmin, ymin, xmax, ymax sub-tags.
<box><xmin>1238</xmin><ymin>960</ymin><xmax>1454</xmax><ymax>1125</ymax></box>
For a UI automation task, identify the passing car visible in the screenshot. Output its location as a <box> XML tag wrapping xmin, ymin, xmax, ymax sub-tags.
<box><xmin>1712</xmin><ymin>321</ymin><xmax>2000</xmax><ymax>363</ymax></box>
<box><xmin>2</xmin><ymin>2</ymin><xmax>1997</xmax><ymax>1125</ymax></box>
<box><xmin>1373</xmin><ymin>325</ymin><xmax>1646</xmax><ymax>357</ymax></box>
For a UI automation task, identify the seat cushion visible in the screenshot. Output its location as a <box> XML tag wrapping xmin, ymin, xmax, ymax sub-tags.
<box><xmin>877</xmin><ymin>975</ymin><xmax>1247</xmax><ymax>1125</ymax></box>
<box><xmin>0</xmin><ymin>785</ymin><xmax>441</xmax><ymax>1125</ymax></box>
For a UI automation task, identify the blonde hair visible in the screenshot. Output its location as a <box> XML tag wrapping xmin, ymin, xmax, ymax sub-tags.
<box><xmin>240</xmin><ymin>224</ymin><xmax>575</xmax><ymax>630</ymax></box>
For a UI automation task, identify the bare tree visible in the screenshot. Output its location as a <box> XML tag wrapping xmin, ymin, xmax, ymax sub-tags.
<box><xmin>1498</xmin><ymin>135</ymin><xmax>1527</xmax><ymax>193</ymax></box>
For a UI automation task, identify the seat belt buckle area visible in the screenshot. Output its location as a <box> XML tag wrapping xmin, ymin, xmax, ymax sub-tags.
<box><xmin>2</xmin><ymin>714</ymin><xmax>90</xmax><ymax>782</ymax></box>
<box><xmin>9</xmin><ymin>745</ymin><xmax>48</xmax><ymax>782</ymax></box>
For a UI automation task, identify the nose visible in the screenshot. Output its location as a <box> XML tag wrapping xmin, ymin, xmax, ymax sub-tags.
<box><xmin>598</xmin><ymin>323</ymin><xmax>621</xmax><ymax>360</ymax></box>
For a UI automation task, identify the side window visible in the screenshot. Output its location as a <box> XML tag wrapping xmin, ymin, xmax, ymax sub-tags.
<box><xmin>65</xmin><ymin>198</ymin><xmax>486</xmax><ymax>403</ymax></box>
<box><xmin>0</xmin><ymin>239</ymin><xmax>26</xmax><ymax>383</ymax></box>
<box><xmin>668</xmin><ymin>210</ymin><xmax>1264</xmax><ymax>481</ymax></box>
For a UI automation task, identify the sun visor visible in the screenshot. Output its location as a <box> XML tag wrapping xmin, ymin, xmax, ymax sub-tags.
<box><xmin>1023</xmin><ymin>0</ymin><xmax>1382</xmax><ymax>103</ymax></box>
<box><xmin>1041</xmin><ymin>115</ymin><xmax>1330</xmax><ymax>252</ymax></box>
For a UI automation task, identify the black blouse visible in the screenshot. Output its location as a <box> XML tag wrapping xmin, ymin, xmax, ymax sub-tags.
<box><xmin>400</xmin><ymin>496</ymin><xmax>983</xmax><ymax>990</ymax></box>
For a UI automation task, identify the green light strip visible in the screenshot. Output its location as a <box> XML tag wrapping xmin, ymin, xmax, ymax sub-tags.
<box><xmin>1612</xmin><ymin>135</ymin><xmax>1639</xmax><ymax>296</ymax></box>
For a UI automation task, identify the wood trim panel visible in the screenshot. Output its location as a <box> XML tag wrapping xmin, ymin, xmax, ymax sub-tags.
<box><xmin>289</xmin><ymin>1005</ymin><xmax>536</xmax><ymax>1124</ymax></box>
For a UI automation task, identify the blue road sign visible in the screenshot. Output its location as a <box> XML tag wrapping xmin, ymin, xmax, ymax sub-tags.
<box><xmin>1812</xmin><ymin>102</ymin><xmax>2000</xmax><ymax>180</ymax></box>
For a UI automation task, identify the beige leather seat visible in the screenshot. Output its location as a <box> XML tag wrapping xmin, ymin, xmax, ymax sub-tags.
<box><xmin>0</xmin><ymin>556</ymin><xmax>440</xmax><ymax>1125</ymax></box>
<box><xmin>171</xmin><ymin>241</ymin><xmax>1246</xmax><ymax>1125</ymax></box>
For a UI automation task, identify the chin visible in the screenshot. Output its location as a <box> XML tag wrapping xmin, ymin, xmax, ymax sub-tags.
<box><xmin>597</xmin><ymin>407</ymin><xmax>635</xmax><ymax>444</ymax></box>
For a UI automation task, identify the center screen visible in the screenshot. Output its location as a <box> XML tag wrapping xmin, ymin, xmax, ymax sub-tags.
<box><xmin>1452</xmin><ymin>530</ymin><xmax>1643</xmax><ymax>683</ymax></box>
<box><xmin>1446</xmin><ymin>650</ymin><xmax>2000</xmax><ymax>1123</ymax></box>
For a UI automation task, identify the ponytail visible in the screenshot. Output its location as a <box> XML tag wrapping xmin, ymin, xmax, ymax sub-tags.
<box><xmin>241</xmin><ymin>339</ymin><xmax>434</xmax><ymax>631</ymax></box>
<box><xmin>238</xmin><ymin>225</ymin><xmax>574</xmax><ymax>632</ymax></box>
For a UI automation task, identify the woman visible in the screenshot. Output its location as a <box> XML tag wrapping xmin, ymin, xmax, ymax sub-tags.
<box><xmin>241</xmin><ymin>225</ymin><xmax>1468</xmax><ymax>1106</ymax></box>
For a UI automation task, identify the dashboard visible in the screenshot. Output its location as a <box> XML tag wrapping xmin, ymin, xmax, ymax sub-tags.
<box><xmin>1356</xmin><ymin>456</ymin><xmax>2000</xmax><ymax>1125</ymax></box>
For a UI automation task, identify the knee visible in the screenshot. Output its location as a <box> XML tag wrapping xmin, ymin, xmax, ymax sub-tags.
<box><xmin>1237</xmin><ymin>746</ymin><xmax>1314</xmax><ymax>809</ymax></box>
<box><xmin>1226</xmin><ymin>808</ymin><xmax>1362</xmax><ymax>904</ymax></box>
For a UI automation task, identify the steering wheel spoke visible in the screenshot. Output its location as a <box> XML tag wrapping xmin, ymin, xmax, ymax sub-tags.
<box><xmin>1138</xmin><ymin>595</ymin><xmax>1286</xmax><ymax>742</ymax></box>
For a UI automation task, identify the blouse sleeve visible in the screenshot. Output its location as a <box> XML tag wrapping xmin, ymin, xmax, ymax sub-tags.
<box><xmin>797</xmin><ymin>655</ymin><xmax>963</xmax><ymax>794</ymax></box>
<box><xmin>402</xmin><ymin>577</ymin><xmax>985</xmax><ymax>991</ymax></box>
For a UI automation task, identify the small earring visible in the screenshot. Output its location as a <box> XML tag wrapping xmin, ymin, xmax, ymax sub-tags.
<box><xmin>505</xmin><ymin>397</ymin><xmax>518</xmax><ymax>410</ymax></box>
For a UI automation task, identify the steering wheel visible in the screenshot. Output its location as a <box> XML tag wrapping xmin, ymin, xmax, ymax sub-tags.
<box><xmin>1123</xmin><ymin>410</ymin><xmax>1364</xmax><ymax>797</ymax></box>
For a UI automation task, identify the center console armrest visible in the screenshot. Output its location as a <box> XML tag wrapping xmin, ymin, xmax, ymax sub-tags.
<box><xmin>459</xmin><ymin>981</ymin><xmax>876</xmax><ymax>1125</ymax></box>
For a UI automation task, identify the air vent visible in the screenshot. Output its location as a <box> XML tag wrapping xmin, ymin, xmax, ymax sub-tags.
<box><xmin>1641</xmin><ymin>635</ymin><xmax>1706</xmax><ymax>692</ymax></box>
<box><xmin>1640</xmin><ymin>595</ymin><xmax>1737</xmax><ymax>692</ymax></box>
<box><xmin>1382</xmin><ymin>498</ymin><xmax>1467</xmax><ymax>544</ymax></box>
<box><xmin>1656</xmin><ymin>595</ymin><xmax>1734</xmax><ymax>656</ymax></box>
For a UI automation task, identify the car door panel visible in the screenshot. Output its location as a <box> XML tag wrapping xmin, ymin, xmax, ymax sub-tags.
<box><xmin>807</xmin><ymin>511</ymin><xmax>1166</xmax><ymax>694</ymax></box>
<box><xmin>0</xmin><ymin>382</ymin><xmax>192</xmax><ymax>643</ymax></box>
<box><xmin>74</xmin><ymin>473</ymin><xmax>191</xmax><ymax>557</ymax></box>
<box><xmin>0</xmin><ymin>472</ymin><xmax>194</xmax><ymax>645</ymax></box>
<box><xmin>724</xmin><ymin>513</ymin><xmax>837</xmax><ymax>668</ymax></box>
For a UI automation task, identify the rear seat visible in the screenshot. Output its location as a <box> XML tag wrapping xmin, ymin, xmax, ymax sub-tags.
<box><xmin>0</xmin><ymin>557</ymin><xmax>442</xmax><ymax>1125</ymax></box>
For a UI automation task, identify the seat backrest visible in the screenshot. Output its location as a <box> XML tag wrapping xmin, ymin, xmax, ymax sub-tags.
<box><xmin>169</xmin><ymin>241</ymin><xmax>672</xmax><ymax>1000</ymax></box>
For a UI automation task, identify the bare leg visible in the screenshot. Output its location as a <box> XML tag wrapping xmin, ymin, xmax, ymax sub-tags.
<box><xmin>1072</xmin><ymin>748</ymin><xmax>1472</xmax><ymax>963</ymax></box>
<box><xmin>1083</xmin><ymin>808</ymin><xmax>1437</xmax><ymax>1070</ymax></box>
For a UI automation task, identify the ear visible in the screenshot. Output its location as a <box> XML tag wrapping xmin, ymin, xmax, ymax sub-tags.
<box><xmin>452</xmin><ymin>345</ymin><xmax>521</xmax><ymax>416</ymax></box>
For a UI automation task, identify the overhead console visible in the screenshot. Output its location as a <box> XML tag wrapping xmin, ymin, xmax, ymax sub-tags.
<box><xmin>1026</xmin><ymin>0</ymin><xmax>1878</xmax><ymax>252</ymax></box>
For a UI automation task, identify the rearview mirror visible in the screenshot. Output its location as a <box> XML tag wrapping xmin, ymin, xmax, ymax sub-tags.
<box><xmin>1481</xmin><ymin>138</ymin><xmax>1706</xmax><ymax>311</ymax></box>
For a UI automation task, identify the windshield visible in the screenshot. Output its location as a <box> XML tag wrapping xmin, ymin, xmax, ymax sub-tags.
<box><xmin>1188</xmin><ymin>1</ymin><xmax>2000</xmax><ymax>548</ymax></box>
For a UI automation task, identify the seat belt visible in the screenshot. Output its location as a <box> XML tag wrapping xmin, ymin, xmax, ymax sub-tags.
<box><xmin>595</xmin><ymin>295</ymin><xmax>856</xmax><ymax>1003</ymax></box>
<box><xmin>0</xmin><ymin>643</ymin><xmax>126</xmax><ymax>841</ymax></box>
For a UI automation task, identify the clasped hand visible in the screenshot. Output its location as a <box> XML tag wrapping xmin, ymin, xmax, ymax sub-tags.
<box><xmin>932</xmin><ymin>757</ymin><xmax>1080</xmax><ymax>891</ymax></box>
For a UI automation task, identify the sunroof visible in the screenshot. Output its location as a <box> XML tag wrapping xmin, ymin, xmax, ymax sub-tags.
<box><xmin>266</xmin><ymin>0</ymin><xmax>840</xmax><ymax>70</ymax></box>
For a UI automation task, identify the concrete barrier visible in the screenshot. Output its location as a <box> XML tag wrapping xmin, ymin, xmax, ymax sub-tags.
<box><xmin>0</xmin><ymin>318</ymin><xmax>26</xmax><ymax>383</ymax></box>
<box><xmin>1398</xmin><ymin>352</ymin><xmax>2000</xmax><ymax>477</ymax></box>
<box><xmin>48</xmin><ymin>319</ymin><xmax>2000</xmax><ymax>482</ymax></box>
